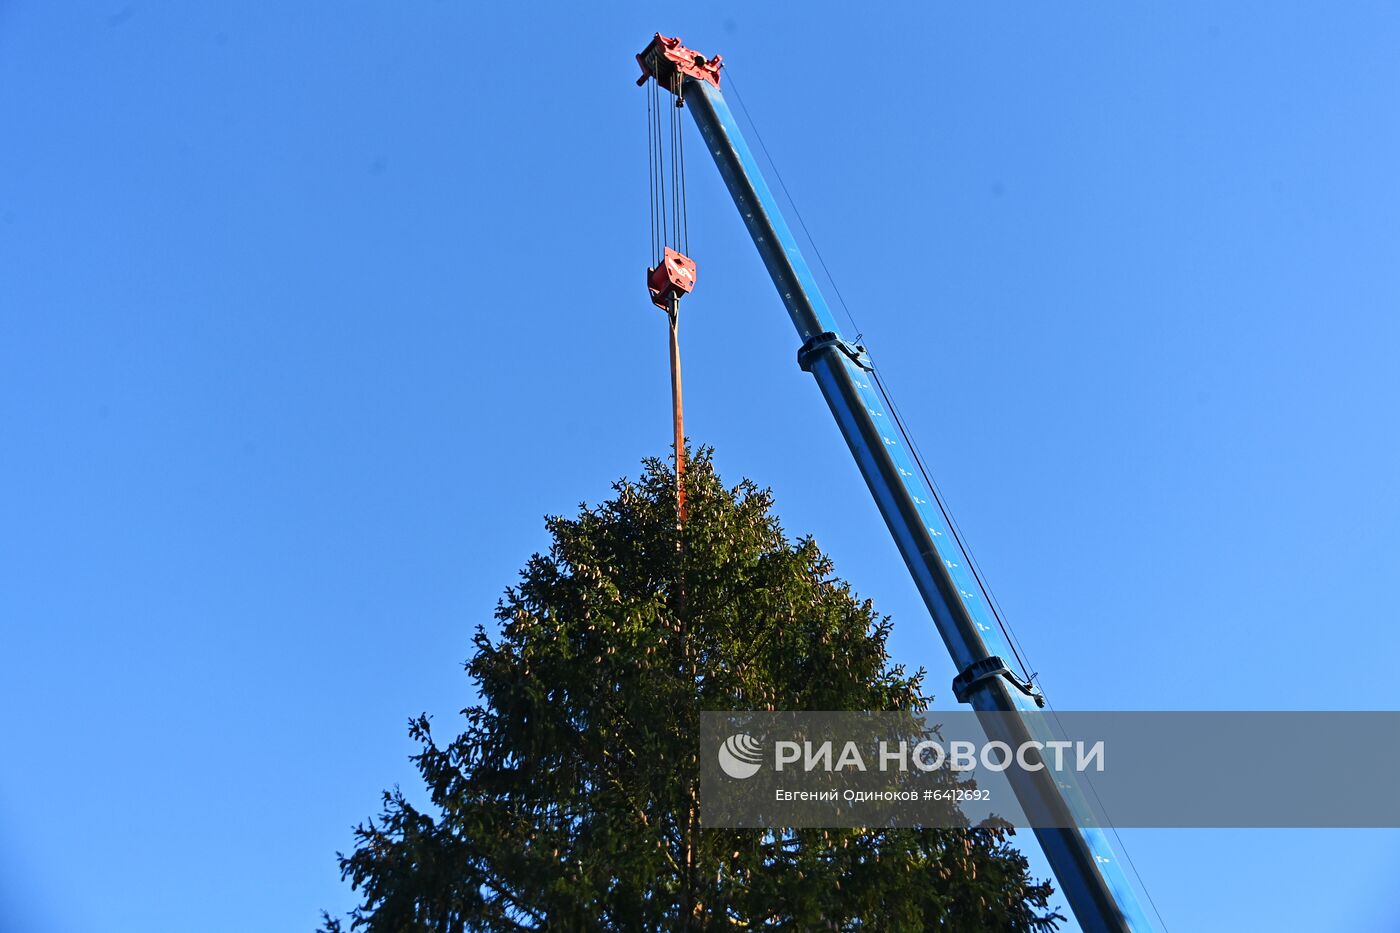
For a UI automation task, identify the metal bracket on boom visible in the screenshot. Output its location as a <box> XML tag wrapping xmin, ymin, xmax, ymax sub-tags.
<box><xmin>952</xmin><ymin>655</ymin><xmax>1046</xmax><ymax>708</ymax></box>
<box><xmin>797</xmin><ymin>331</ymin><xmax>873</xmax><ymax>373</ymax></box>
<box><xmin>636</xmin><ymin>33</ymin><xmax>723</xmax><ymax>94</ymax></box>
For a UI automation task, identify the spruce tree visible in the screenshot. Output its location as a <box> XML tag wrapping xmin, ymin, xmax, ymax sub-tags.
<box><xmin>323</xmin><ymin>449</ymin><xmax>1061</xmax><ymax>931</ymax></box>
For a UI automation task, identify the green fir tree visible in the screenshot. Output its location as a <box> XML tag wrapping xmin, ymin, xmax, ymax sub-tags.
<box><xmin>323</xmin><ymin>449</ymin><xmax>1061</xmax><ymax>931</ymax></box>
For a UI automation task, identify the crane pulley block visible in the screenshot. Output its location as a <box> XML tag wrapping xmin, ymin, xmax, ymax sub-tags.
<box><xmin>647</xmin><ymin>247</ymin><xmax>697</xmax><ymax>310</ymax></box>
<box><xmin>635</xmin><ymin>33</ymin><xmax>723</xmax><ymax>95</ymax></box>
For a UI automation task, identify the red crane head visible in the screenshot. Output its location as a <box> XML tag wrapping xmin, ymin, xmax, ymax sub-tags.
<box><xmin>635</xmin><ymin>33</ymin><xmax>723</xmax><ymax>92</ymax></box>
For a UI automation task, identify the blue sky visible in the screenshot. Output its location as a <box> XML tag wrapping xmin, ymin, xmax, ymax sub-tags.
<box><xmin>2</xmin><ymin>3</ymin><xmax>1398</xmax><ymax>931</ymax></box>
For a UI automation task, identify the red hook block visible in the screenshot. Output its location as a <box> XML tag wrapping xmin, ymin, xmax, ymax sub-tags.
<box><xmin>647</xmin><ymin>247</ymin><xmax>697</xmax><ymax>310</ymax></box>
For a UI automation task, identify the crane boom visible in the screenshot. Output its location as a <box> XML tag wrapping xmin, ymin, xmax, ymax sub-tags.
<box><xmin>636</xmin><ymin>34</ymin><xmax>1155</xmax><ymax>932</ymax></box>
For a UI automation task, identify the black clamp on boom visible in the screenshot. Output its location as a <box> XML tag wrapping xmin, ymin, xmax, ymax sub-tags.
<box><xmin>952</xmin><ymin>655</ymin><xmax>1046</xmax><ymax>708</ymax></box>
<box><xmin>797</xmin><ymin>331</ymin><xmax>873</xmax><ymax>373</ymax></box>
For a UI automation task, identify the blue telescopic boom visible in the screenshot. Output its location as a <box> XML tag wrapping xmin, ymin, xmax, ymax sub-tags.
<box><xmin>636</xmin><ymin>34</ymin><xmax>1156</xmax><ymax>932</ymax></box>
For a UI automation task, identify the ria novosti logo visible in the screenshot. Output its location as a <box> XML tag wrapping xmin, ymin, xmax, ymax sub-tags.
<box><xmin>717</xmin><ymin>733</ymin><xmax>764</xmax><ymax>779</ymax></box>
<box><xmin>715</xmin><ymin>733</ymin><xmax>1106</xmax><ymax>779</ymax></box>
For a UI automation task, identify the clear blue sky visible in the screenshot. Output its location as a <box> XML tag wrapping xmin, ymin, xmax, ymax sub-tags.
<box><xmin>2</xmin><ymin>3</ymin><xmax>1397</xmax><ymax>931</ymax></box>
